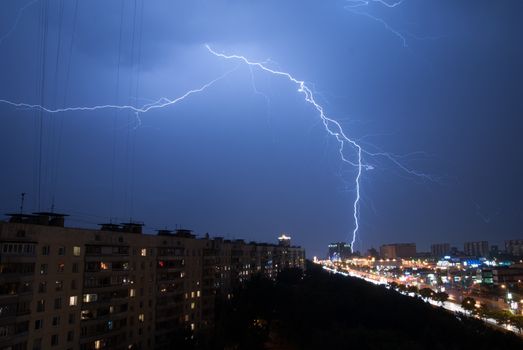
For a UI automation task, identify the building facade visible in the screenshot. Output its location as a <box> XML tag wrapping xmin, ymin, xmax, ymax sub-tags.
<box><xmin>463</xmin><ymin>241</ymin><xmax>489</xmax><ymax>257</ymax></box>
<box><xmin>430</xmin><ymin>243</ymin><xmax>450</xmax><ymax>258</ymax></box>
<box><xmin>0</xmin><ymin>213</ymin><xmax>305</xmax><ymax>350</ymax></box>
<box><xmin>327</xmin><ymin>242</ymin><xmax>351</xmax><ymax>261</ymax></box>
<box><xmin>379</xmin><ymin>243</ymin><xmax>416</xmax><ymax>259</ymax></box>
<box><xmin>505</xmin><ymin>240</ymin><xmax>523</xmax><ymax>257</ymax></box>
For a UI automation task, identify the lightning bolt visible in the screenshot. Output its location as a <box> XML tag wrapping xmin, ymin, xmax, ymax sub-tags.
<box><xmin>0</xmin><ymin>70</ymin><xmax>233</xmax><ymax>128</ymax></box>
<box><xmin>0</xmin><ymin>45</ymin><xmax>434</xmax><ymax>252</ymax></box>
<box><xmin>345</xmin><ymin>0</ymin><xmax>408</xmax><ymax>47</ymax></box>
<box><xmin>0</xmin><ymin>0</ymin><xmax>39</xmax><ymax>47</ymax></box>
<box><xmin>204</xmin><ymin>45</ymin><xmax>437</xmax><ymax>250</ymax></box>
<box><xmin>345</xmin><ymin>0</ymin><xmax>404</xmax><ymax>8</ymax></box>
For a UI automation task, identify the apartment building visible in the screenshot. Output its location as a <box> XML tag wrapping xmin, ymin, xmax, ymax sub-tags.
<box><xmin>430</xmin><ymin>243</ymin><xmax>450</xmax><ymax>258</ymax></box>
<box><xmin>463</xmin><ymin>241</ymin><xmax>489</xmax><ymax>258</ymax></box>
<box><xmin>0</xmin><ymin>213</ymin><xmax>305</xmax><ymax>350</ymax></box>
<box><xmin>379</xmin><ymin>243</ymin><xmax>416</xmax><ymax>259</ymax></box>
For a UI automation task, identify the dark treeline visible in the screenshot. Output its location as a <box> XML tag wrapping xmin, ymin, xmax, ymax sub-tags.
<box><xmin>198</xmin><ymin>262</ymin><xmax>522</xmax><ymax>349</ymax></box>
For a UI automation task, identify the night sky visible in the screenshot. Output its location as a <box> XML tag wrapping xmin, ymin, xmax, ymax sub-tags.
<box><xmin>0</xmin><ymin>0</ymin><xmax>522</xmax><ymax>257</ymax></box>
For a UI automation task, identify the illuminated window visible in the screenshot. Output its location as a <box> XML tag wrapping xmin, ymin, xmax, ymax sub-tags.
<box><xmin>140</xmin><ymin>248</ymin><xmax>147</xmax><ymax>256</ymax></box>
<box><xmin>191</xmin><ymin>291</ymin><xmax>195</xmax><ymax>298</ymax></box>
<box><xmin>69</xmin><ymin>296</ymin><xmax>78</xmax><ymax>306</ymax></box>
<box><xmin>184</xmin><ymin>314</ymin><xmax>189</xmax><ymax>322</ymax></box>
<box><xmin>191</xmin><ymin>302</ymin><xmax>195</xmax><ymax>309</ymax></box>
<box><xmin>130</xmin><ymin>289</ymin><xmax>136</xmax><ymax>297</ymax></box>
<box><xmin>94</xmin><ymin>340</ymin><xmax>102</xmax><ymax>349</ymax></box>
<box><xmin>138</xmin><ymin>314</ymin><xmax>145</xmax><ymax>322</ymax></box>
<box><xmin>100</xmin><ymin>262</ymin><xmax>109</xmax><ymax>270</ymax></box>
<box><xmin>196</xmin><ymin>290</ymin><xmax>201</xmax><ymax>297</ymax></box>
<box><xmin>190</xmin><ymin>323</ymin><xmax>195</xmax><ymax>331</ymax></box>
<box><xmin>73</xmin><ymin>246</ymin><xmax>81</xmax><ymax>256</ymax></box>
<box><xmin>83</xmin><ymin>294</ymin><xmax>97</xmax><ymax>303</ymax></box>
<box><xmin>81</xmin><ymin>310</ymin><xmax>93</xmax><ymax>320</ymax></box>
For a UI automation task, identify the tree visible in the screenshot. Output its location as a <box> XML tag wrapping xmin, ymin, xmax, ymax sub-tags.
<box><xmin>397</xmin><ymin>284</ymin><xmax>407</xmax><ymax>293</ymax></box>
<box><xmin>388</xmin><ymin>281</ymin><xmax>398</xmax><ymax>290</ymax></box>
<box><xmin>419</xmin><ymin>288</ymin><xmax>434</xmax><ymax>300</ymax></box>
<box><xmin>433</xmin><ymin>292</ymin><xmax>449</xmax><ymax>305</ymax></box>
<box><xmin>509</xmin><ymin>315</ymin><xmax>523</xmax><ymax>334</ymax></box>
<box><xmin>490</xmin><ymin>310</ymin><xmax>512</xmax><ymax>326</ymax></box>
<box><xmin>407</xmin><ymin>285</ymin><xmax>419</xmax><ymax>295</ymax></box>
<box><xmin>461</xmin><ymin>297</ymin><xmax>476</xmax><ymax>314</ymax></box>
<box><xmin>473</xmin><ymin>303</ymin><xmax>491</xmax><ymax>321</ymax></box>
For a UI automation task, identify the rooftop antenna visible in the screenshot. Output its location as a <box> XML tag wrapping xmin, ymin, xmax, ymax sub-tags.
<box><xmin>19</xmin><ymin>192</ymin><xmax>26</xmax><ymax>214</ymax></box>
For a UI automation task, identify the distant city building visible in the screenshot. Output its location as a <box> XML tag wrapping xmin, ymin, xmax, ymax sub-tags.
<box><xmin>464</xmin><ymin>241</ymin><xmax>489</xmax><ymax>257</ymax></box>
<box><xmin>415</xmin><ymin>252</ymin><xmax>431</xmax><ymax>259</ymax></box>
<box><xmin>0</xmin><ymin>213</ymin><xmax>305</xmax><ymax>350</ymax></box>
<box><xmin>489</xmin><ymin>245</ymin><xmax>499</xmax><ymax>257</ymax></box>
<box><xmin>328</xmin><ymin>242</ymin><xmax>352</xmax><ymax>261</ymax></box>
<box><xmin>505</xmin><ymin>240</ymin><xmax>523</xmax><ymax>257</ymax></box>
<box><xmin>379</xmin><ymin>243</ymin><xmax>416</xmax><ymax>259</ymax></box>
<box><xmin>430</xmin><ymin>243</ymin><xmax>451</xmax><ymax>258</ymax></box>
<box><xmin>366</xmin><ymin>247</ymin><xmax>379</xmax><ymax>258</ymax></box>
<box><xmin>449</xmin><ymin>246</ymin><xmax>466</xmax><ymax>257</ymax></box>
<box><xmin>492</xmin><ymin>264</ymin><xmax>523</xmax><ymax>286</ymax></box>
<box><xmin>278</xmin><ymin>234</ymin><xmax>292</xmax><ymax>247</ymax></box>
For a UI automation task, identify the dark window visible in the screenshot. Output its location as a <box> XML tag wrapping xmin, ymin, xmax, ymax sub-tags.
<box><xmin>33</xmin><ymin>338</ymin><xmax>42</xmax><ymax>350</ymax></box>
<box><xmin>36</xmin><ymin>300</ymin><xmax>45</xmax><ymax>312</ymax></box>
<box><xmin>34</xmin><ymin>319</ymin><xmax>43</xmax><ymax>330</ymax></box>
<box><xmin>51</xmin><ymin>334</ymin><xmax>59</xmax><ymax>346</ymax></box>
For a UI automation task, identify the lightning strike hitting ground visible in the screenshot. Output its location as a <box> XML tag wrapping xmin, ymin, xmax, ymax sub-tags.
<box><xmin>0</xmin><ymin>45</ymin><xmax>433</xmax><ymax>251</ymax></box>
<box><xmin>204</xmin><ymin>45</ymin><xmax>437</xmax><ymax>249</ymax></box>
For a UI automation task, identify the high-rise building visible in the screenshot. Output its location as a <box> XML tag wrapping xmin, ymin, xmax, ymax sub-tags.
<box><xmin>278</xmin><ymin>234</ymin><xmax>291</xmax><ymax>247</ymax></box>
<box><xmin>505</xmin><ymin>240</ymin><xmax>523</xmax><ymax>257</ymax></box>
<box><xmin>430</xmin><ymin>243</ymin><xmax>451</xmax><ymax>258</ymax></box>
<box><xmin>379</xmin><ymin>243</ymin><xmax>416</xmax><ymax>259</ymax></box>
<box><xmin>0</xmin><ymin>213</ymin><xmax>305</xmax><ymax>350</ymax></box>
<box><xmin>328</xmin><ymin>242</ymin><xmax>351</xmax><ymax>261</ymax></box>
<box><xmin>464</xmin><ymin>241</ymin><xmax>489</xmax><ymax>257</ymax></box>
